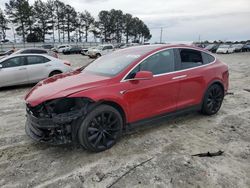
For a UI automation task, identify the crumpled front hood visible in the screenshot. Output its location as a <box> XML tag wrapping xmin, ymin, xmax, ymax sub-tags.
<box><xmin>25</xmin><ymin>70</ymin><xmax>111</xmax><ymax>107</ymax></box>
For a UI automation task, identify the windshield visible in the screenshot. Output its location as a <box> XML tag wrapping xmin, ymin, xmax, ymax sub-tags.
<box><xmin>84</xmin><ymin>45</ymin><xmax>168</xmax><ymax>76</ymax></box>
<box><xmin>84</xmin><ymin>51</ymin><xmax>141</xmax><ymax>76</ymax></box>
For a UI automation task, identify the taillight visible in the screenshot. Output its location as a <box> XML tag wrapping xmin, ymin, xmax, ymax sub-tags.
<box><xmin>64</xmin><ymin>61</ymin><xmax>71</xmax><ymax>66</ymax></box>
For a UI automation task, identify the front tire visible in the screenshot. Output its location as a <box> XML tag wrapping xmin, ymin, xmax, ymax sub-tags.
<box><xmin>201</xmin><ymin>84</ymin><xmax>224</xmax><ymax>115</ymax></box>
<box><xmin>78</xmin><ymin>105</ymin><xmax>123</xmax><ymax>152</ymax></box>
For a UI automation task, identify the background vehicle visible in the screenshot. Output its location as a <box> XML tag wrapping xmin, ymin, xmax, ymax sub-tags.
<box><xmin>0</xmin><ymin>49</ymin><xmax>15</xmax><ymax>57</ymax></box>
<box><xmin>12</xmin><ymin>48</ymin><xmax>58</xmax><ymax>58</ymax></box>
<box><xmin>88</xmin><ymin>44</ymin><xmax>114</xmax><ymax>58</ymax></box>
<box><xmin>52</xmin><ymin>44</ymin><xmax>71</xmax><ymax>53</ymax></box>
<box><xmin>216</xmin><ymin>44</ymin><xmax>234</xmax><ymax>54</ymax></box>
<box><xmin>62</xmin><ymin>46</ymin><xmax>82</xmax><ymax>54</ymax></box>
<box><xmin>242</xmin><ymin>43</ymin><xmax>250</xmax><ymax>52</ymax></box>
<box><xmin>204</xmin><ymin>44</ymin><xmax>220</xmax><ymax>53</ymax></box>
<box><xmin>41</xmin><ymin>44</ymin><xmax>54</xmax><ymax>50</ymax></box>
<box><xmin>80</xmin><ymin>48</ymin><xmax>88</xmax><ymax>55</ymax></box>
<box><xmin>232</xmin><ymin>44</ymin><xmax>244</xmax><ymax>52</ymax></box>
<box><xmin>0</xmin><ymin>54</ymin><xmax>72</xmax><ymax>88</ymax></box>
<box><xmin>25</xmin><ymin>44</ymin><xmax>229</xmax><ymax>152</ymax></box>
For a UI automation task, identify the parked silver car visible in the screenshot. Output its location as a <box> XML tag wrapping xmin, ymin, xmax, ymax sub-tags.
<box><xmin>12</xmin><ymin>48</ymin><xmax>58</xmax><ymax>58</ymax></box>
<box><xmin>0</xmin><ymin>54</ymin><xmax>72</xmax><ymax>88</ymax></box>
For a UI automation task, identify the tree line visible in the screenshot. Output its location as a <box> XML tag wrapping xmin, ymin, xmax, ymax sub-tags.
<box><xmin>0</xmin><ymin>0</ymin><xmax>151</xmax><ymax>43</ymax></box>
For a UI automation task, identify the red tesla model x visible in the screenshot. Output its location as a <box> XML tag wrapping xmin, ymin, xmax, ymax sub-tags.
<box><xmin>25</xmin><ymin>44</ymin><xmax>229</xmax><ymax>152</ymax></box>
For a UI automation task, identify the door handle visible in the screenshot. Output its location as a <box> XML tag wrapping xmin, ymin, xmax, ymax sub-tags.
<box><xmin>45</xmin><ymin>64</ymin><xmax>52</xmax><ymax>67</ymax></box>
<box><xmin>19</xmin><ymin>67</ymin><xmax>27</xmax><ymax>70</ymax></box>
<box><xmin>172</xmin><ymin>75</ymin><xmax>187</xmax><ymax>80</ymax></box>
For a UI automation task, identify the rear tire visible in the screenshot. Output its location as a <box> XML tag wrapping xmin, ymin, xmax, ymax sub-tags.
<box><xmin>201</xmin><ymin>84</ymin><xmax>224</xmax><ymax>115</ymax></box>
<box><xmin>78</xmin><ymin>105</ymin><xmax>123</xmax><ymax>152</ymax></box>
<box><xmin>49</xmin><ymin>70</ymin><xmax>62</xmax><ymax>77</ymax></box>
<box><xmin>96</xmin><ymin>53</ymin><xmax>101</xmax><ymax>58</ymax></box>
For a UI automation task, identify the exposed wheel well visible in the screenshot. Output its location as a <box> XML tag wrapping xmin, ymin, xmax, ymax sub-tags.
<box><xmin>100</xmin><ymin>101</ymin><xmax>126</xmax><ymax>127</ymax></box>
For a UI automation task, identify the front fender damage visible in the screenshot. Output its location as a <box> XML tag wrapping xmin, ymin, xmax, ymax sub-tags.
<box><xmin>25</xmin><ymin>97</ymin><xmax>94</xmax><ymax>145</ymax></box>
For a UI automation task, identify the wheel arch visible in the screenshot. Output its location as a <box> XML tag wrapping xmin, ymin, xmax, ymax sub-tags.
<box><xmin>201</xmin><ymin>79</ymin><xmax>225</xmax><ymax>104</ymax></box>
<box><xmin>99</xmin><ymin>100</ymin><xmax>127</xmax><ymax>128</ymax></box>
<box><xmin>48</xmin><ymin>70</ymin><xmax>63</xmax><ymax>77</ymax></box>
<box><xmin>207</xmin><ymin>80</ymin><xmax>225</xmax><ymax>94</ymax></box>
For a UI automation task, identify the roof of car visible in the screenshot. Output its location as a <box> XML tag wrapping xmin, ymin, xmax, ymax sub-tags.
<box><xmin>18</xmin><ymin>48</ymin><xmax>47</xmax><ymax>51</ymax></box>
<box><xmin>0</xmin><ymin>53</ymin><xmax>53</xmax><ymax>62</ymax></box>
<box><xmin>115</xmin><ymin>44</ymin><xmax>204</xmax><ymax>55</ymax></box>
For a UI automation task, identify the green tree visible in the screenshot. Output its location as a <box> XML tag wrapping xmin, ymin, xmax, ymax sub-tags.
<box><xmin>54</xmin><ymin>0</ymin><xmax>65</xmax><ymax>42</ymax></box>
<box><xmin>109</xmin><ymin>9</ymin><xmax>124</xmax><ymax>43</ymax></box>
<box><xmin>5</xmin><ymin>0</ymin><xmax>33</xmax><ymax>42</ymax></box>
<box><xmin>33</xmin><ymin>0</ymin><xmax>52</xmax><ymax>42</ymax></box>
<box><xmin>79</xmin><ymin>10</ymin><xmax>94</xmax><ymax>42</ymax></box>
<box><xmin>46</xmin><ymin>0</ymin><xmax>56</xmax><ymax>42</ymax></box>
<box><xmin>123</xmin><ymin>13</ymin><xmax>133</xmax><ymax>43</ymax></box>
<box><xmin>0</xmin><ymin>8</ymin><xmax>10</xmax><ymax>41</ymax></box>
<box><xmin>64</xmin><ymin>4</ymin><xmax>77</xmax><ymax>42</ymax></box>
<box><xmin>98</xmin><ymin>10</ymin><xmax>111</xmax><ymax>42</ymax></box>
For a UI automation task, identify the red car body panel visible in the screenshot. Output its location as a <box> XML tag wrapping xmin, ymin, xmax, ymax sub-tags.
<box><xmin>25</xmin><ymin>44</ymin><xmax>229</xmax><ymax>124</ymax></box>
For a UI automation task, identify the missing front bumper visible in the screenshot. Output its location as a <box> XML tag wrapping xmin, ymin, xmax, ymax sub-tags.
<box><xmin>25</xmin><ymin>113</ymin><xmax>73</xmax><ymax>145</ymax></box>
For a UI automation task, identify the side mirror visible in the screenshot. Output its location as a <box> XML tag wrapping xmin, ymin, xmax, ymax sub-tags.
<box><xmin>133</xmin><ymin>71</ymin><xmax>153</xmax><ymax>80</ymax></box>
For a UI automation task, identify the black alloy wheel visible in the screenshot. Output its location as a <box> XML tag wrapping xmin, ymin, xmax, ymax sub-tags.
<box><xmin>202</xmin><ymin>84</ymin><xmax>224</xmax><ymax>115</ymax></box>
<box><xmin>78</xmin><ymin>105</ymin><xmax>123</xmax><ymax>152</ymax></box>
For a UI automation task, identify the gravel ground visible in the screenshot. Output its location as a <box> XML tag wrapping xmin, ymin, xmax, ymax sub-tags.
<box><xmin>0</xmin><ymin>53</ymin><xmax>250</xmax><ymax>188</ymax></box>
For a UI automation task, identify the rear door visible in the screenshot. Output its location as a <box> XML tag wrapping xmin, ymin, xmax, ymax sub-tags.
<box><xmin>25</xmin><ymin>55</ymin><xmax>51</xmax><ymax>82</ymax></box>
<box><xmin>174</xmin><ymin>48</ymin><xmax>207</xmax><ymax>109</ymax></box>
<box><xmin>0</xmin><ymin>56</ymin><xmax>28</xmax><ymax>87</ymax></box>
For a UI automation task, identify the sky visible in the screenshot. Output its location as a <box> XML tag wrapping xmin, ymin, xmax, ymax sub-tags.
<box><xmin>1</xmin><ymin>0</ymin><xmax>250</xmax><ymax>43</ymax></box>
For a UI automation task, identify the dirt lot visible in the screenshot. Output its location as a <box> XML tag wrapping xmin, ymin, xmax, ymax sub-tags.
<box><xmin>0</xmin><ymin>53</ymin><xmax>250</xmax><ymax>188</ymax></box>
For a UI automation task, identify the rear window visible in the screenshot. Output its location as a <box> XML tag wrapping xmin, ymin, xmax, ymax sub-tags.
<box><xmin>179</xmin><ymin>49</ymin><xmax>203</xmax><ymax>69</ymax></box>
<box><xmin>202</xmin><ymin>52</ymin><xmax>215</xmax><ymax>64</ymax></box>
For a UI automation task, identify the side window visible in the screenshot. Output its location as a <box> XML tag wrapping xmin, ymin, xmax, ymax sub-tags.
<box><xmin>125</xmin><ymin>49</ymin><xmax>175</xmax><ymax>79</ymax></box>
<box><xmin>30</xmin><ymin>49</ymin><xmax>47</xmax><ymax>54</ymax></box>
<box><xmin>140</xmin><ymin>49</ymin><xmax>175</xmax><ymax>75</ymax></box>
<box><xmin>202</xmin><ymin>52</ymin><xmax>215</xmax><ymax>64</ymax></box>
<box><xmin>1</xmin><ymin>57</ymin><xmax>26</xmax><ymax>68</ymax></box>
<box><xmin>107</xmin><ymin>46</ymin><xmax>113</xmax><ymax>49</ymax></box>
<box><xmin>27</xmin><ymin>56</ymin><xmax>50</xmax><ymax>65</ymax></box>
<box><xmin>102</xmin><ymin>46</ymin><xmax>108</xmax><ymax>50</ymax></box>
<box><xmin>179</xmin><ymin>49</ymin><xmax>203</xmax><ymax>69</ymax></box>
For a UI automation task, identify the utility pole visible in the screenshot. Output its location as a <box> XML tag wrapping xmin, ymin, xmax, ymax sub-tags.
<box><xmin>160</xmin><ymin>27</ymin><xmax>163</xmax><ymax>43</ymax></box>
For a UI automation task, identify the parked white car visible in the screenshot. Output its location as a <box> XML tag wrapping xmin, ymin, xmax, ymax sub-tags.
<box><xmin>216</xmin><ymin>44</ymin><xmax>234</xmax><ymax>54</ymax></box>
<box><xmin>53</xmin><ymin>44</ymin><xmax>71</xmax><ymax>53</ymax></box>
<box><xmin>0</xmin><ymin>54</ymin><xmax>72</xmax><ymax>88</ymax></box>
<box><xmin>12</xmin><ymin>48</ymin><xmax>58</xmax><ymax>58</ymax></box>
<box><xmin>88</xmin><ymin>44</ymin><xmax>114</xmax><ymax>58</ymax></box>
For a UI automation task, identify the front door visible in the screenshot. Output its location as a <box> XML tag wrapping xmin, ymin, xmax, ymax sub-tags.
<box><xmin>0</xmin><ymin>56</ymin><xmax>28</xmax><ymax>87</ymax></box>
<box><xmin>121</xmin><ymin>49</ymin><xmax>180</xmax><ymax>123</ymax></box>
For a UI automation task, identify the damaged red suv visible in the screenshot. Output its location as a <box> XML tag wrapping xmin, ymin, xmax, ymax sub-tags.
<box><xmin>25</xmin><ymin>44</ymin><xmax>229</xmax><ymax>152</ymax></box>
